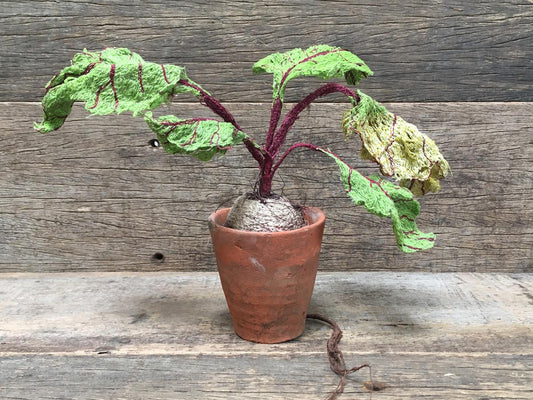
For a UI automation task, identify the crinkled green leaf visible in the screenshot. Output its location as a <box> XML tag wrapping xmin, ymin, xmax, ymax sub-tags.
<box><xmin>343</xmin><ymin>90</ymin><xmax>450</xmax><ymax>196</ymax></box>
<box><xmin>321</xmin><ymin>148</ymin><xmax>436</xmax><ymax>253</ymax></box>
<box><xmin>253</xmin><ymin>45</ymin><xmax>373</xmax><ymax>101</ymax></box>
<box><xmin>34</xmin><ymin>48</ymin><xmax>206</xmax><ymax>133</ymax></box>
<box><xmin>144</xmin><ymin>113</ymin><xmax>247</xmax><ymax>161</ymax></box>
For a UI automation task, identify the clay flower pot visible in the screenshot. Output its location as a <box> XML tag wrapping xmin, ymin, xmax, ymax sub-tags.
<box><xmin>208</xmin><ymin>207</ymin><xmax>326</xmax><ymax>343</ymax></box>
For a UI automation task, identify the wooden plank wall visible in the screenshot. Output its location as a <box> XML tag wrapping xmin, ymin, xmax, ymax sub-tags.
<box><xmin>1</xmin><ymin>0</ymin><xmax>531</xmax><ymax>273</ymax></box>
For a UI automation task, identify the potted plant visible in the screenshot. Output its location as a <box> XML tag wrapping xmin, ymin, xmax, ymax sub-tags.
<box><xmin>34</xmin><ymin>45</ymin><xmax>449</xmax><ymax>343</ymax></box>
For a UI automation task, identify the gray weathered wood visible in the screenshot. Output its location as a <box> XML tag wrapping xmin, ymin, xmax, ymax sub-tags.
<box><xmin>1</xmin><ymin>353</ymin><xmax>531</xmax><ymax>399</ymax></box>
<box><xmin>0</xmin><ymin>272</ymin><xmax>531</xmax><ymax>399</ymax></box>
<box><xmin>1</xmin><ymin>272</ymin><xmax>531</xmax><ymax>353</ymax></box>
<box><xmin>1</xmin><ymin>102</ymin><xmax>531</xmax><ymax>272</ymax></box>
<box><xmin>1</xmin><ymin>0</ymin><xmax>532</xmax><ymax>102</ymax></box>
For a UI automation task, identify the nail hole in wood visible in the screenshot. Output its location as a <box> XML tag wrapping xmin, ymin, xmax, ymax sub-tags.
<box><xmin>151</xmin><ymin>252</ymin><xmax>165</xmax><ymax>263</ymax></box>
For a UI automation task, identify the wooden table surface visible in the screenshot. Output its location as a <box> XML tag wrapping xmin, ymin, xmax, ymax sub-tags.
<box><xmin>1</xmin><ymin>272</ymin><xmax>531</xmax><ymax>399</ymax></box>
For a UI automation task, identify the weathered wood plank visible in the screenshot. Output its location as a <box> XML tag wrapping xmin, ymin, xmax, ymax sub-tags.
<box><xmin>1</xmin><ymin>353</ymin><xmax>531</xmax><ymax>399</ymax></box>
<box><xmin>1</xmin><ymin>272</ymin><xmax>531</xmax><ymax>354</ymax></box>
<box><xmin>0</xmin><ymin>272</ymin><xmax>531</xmax><ymax>399</ymax></box>
<box><xmin>1</xmin><ymin>102</ymin><xmax>531</xmax><ymax>272</ymax></box>
<box><xmin>1</xmin><ymin>0</ymin><xmax>532</xmax><ymax>102</ymax></box>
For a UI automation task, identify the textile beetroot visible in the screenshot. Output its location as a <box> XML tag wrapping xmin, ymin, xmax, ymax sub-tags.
<box><xmin>35</xmin><ymin>45</ymin><xmax>449</xmax><ymax>252</ymax></box>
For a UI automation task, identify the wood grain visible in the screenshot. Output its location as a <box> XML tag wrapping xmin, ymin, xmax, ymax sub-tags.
<box><xmin>1</xmin><ymin>272</ymin><xmax>531</xmax><ymax>354</ymax></box>
<box><xmin>1</xmin><ymin>272</ymin><xmax>531</xmax><ymax>399</ymax></box>
<box><xmin>1</xmin><ymin>0</ymin><xmax>532</xmax><ymax>102</ymax></box>
<box><xmin>1</xmin><ymin>2</ymin><xmax>531</xmax><ymax>398</ymax></box>
<box><xmin>1</xmin><ymin>102</ymin><xmax>531</xmax><ymax>272</ymax></box>
<box><xmin>2</xmin><ymin>353</ymin><xmax>531</xmax><ymax>399</ymax></box>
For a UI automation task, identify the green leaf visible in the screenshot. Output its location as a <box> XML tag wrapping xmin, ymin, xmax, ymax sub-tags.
<box><xmin>253</xmin><ymin>45</ymin><xmax>373</xmax><ymax>101</ymax></box>
<box><xmin>321</xmin><ymin>149</ymin><xmax>436</xmax><ymax>253</ymax></box>
<box><xmin>34</xmin><ymin>48</ymin><xmax>206</xmax><ymax>133</ymax></box>
<box><xmin>144</xmin><ymin>113</ymin><xmax>247</xmax><ymax>161</ymax></box>
<box><xmin>343</xmin><ymin>90</ymin><xmax>450</xmax><ymax>196</ymax></box>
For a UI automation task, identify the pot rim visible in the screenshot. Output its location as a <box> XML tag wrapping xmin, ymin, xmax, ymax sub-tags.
<box><xmin>208</xmin><ymin>206</ymin><xmax>325</xmax><ymax>237</ymax></box>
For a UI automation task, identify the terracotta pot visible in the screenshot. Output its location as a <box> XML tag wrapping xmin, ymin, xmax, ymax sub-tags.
<box><xmin>208</xmin><ymin>207</ymin><xmax>325</xmax><ymax>343</ymax></box>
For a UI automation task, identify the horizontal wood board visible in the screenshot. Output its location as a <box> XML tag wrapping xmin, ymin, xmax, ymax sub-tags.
<box><xmin>1</xmin><ymin>102</ymin><xmax>531</xmax><ymax>272</ymax></box>
<box><xmin>1</xmin><ymin>0</ymin><xmax>532</xmax><ymax>103</ymax></box>
<box><xmin>1</xmin><ymin>272</ymin><xmax>532</xmax><ymax>399</ymax></box>
<box><xmin>2</xmin><ymin>353</ymin><xmax>530</xmax><ymax>399</ymax></box>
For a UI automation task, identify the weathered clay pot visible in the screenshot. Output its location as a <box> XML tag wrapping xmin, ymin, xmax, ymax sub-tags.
<box><xmin>208</xmin><ymin>207</ymin><xmax>325</xmax><ymax>343</ymax></box>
